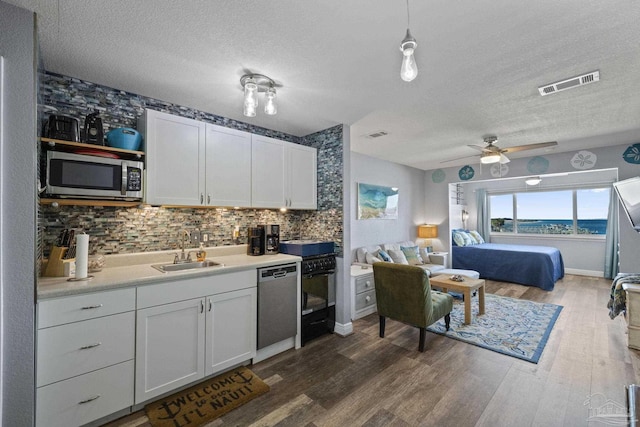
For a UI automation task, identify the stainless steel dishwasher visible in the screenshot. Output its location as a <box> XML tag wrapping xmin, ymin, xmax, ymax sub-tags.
<box><xmin>257</xmin><ymin>263</ymin><xmax>298</xmax><ymax>350</ymax></box>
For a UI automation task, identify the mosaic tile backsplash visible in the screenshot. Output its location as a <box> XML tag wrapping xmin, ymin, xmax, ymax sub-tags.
<box><xmin>39</xmin><ymin>72</ymin><xmax>344</xmax><ymax>261</ymax></box>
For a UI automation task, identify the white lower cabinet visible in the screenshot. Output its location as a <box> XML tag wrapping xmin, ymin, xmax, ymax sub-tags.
<box><xmin>135</xmin><ymin>298</ymin><xmax>206</xmax><ymax>403</ymax></box>
<box><xmin>135</xmin><ymin>271</ymin><xmax>257</xmax><ymax>404</ymax></box>
<box><xmin>206</xmin><ymin>288</ymin><xmax>257</xmax><ymax>375</ymax></box>
<box><xmin>36</xmin><ymin>288</ymin><xmax>136</xmax><ymax>427</ymax></box>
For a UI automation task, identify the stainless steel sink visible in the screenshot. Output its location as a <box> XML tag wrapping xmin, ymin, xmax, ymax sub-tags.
<box><xmin>151</xmin><ymin>260</ymin><xmax>224</xmax><ymax>273</ymax></box>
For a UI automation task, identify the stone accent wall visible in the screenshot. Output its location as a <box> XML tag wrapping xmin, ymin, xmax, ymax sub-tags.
<box><xmin>39</xmin><ymin>72</ymin><xmax>345</xmax><ymax>258</ymax></box>
<box><xmin>300</xmin><ymin>125</ymin><xmax>344</xmax><ymax>254</ymax></box>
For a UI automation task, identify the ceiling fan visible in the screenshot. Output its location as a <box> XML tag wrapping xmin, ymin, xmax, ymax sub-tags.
<box><xmin>445</xmin><ymin>136</ymin><xmax>558</xmax><ymax>164</ymax></box>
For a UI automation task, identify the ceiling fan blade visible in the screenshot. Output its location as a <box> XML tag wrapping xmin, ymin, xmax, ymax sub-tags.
<box><xmin>499</xmin><ymin>153</ymin><xmax>510</xmax><ymax>164</ymax></box>
<box><xmin>439</xmin><ymin>154</ymin><xmax>479</xmax><ymax>164</ymax></box>
<box><xmin>501</xmin><ymin>141</ymin><xmax>558</xmax><ymax>154</ymax></box>
<box><xmin>468</xmin><ymin>144</ymin><xmax>490</xmax><ymax>153</ymax></box>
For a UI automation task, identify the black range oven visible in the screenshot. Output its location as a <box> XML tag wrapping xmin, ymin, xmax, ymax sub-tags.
<box><xmin>300</xmin><ymin>253</ymin><xmax>336</xmax><ymax>345</ymax></box>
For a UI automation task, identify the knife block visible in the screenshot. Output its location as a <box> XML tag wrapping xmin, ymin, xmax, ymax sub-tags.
<box><xmin>44</xmin><ymin>246</ymin><xmax>74</xmax><ymax>277</ymax></box>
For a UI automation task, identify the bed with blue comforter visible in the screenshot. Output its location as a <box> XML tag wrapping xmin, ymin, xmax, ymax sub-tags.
<box><xmin>452</xmin><ymin>243</ymin><xmax>564</xmax><ymax>291</ymax></box>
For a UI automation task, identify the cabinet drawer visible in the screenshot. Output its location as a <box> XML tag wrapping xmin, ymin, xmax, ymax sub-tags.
<box><xmin>37</xmin><ymin>311</ymin><xmax>135</xmax><ymax>387</ymax></box>
<box><xmin>137</xmin><ymin>270</ymin><xmax>256</xmax><ymax>308</ymax></box>
<box><xmin>38</xmin><ymin>288</ymin><xmax>135</xmax><ymax>328</ymax></box>
<box><xmin>36</xmin><ymin>360</ymin><xmax>134</xmax><ymax>427</ymax></box>
<box><xmin>355</xmin><ymin>289</ymin><xmax>377</xmax><ymax>311</ymax></box>
<box><xmin>355</xmin><ymin>274</ymin><xmax>374</xmax><ymax>294</ymax></box>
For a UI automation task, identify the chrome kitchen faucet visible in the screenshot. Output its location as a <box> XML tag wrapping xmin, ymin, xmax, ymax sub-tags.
<box><xmin>174</xmin><ymin>229</ymin><xmax>192</xmax><ymax>264</ymax></box>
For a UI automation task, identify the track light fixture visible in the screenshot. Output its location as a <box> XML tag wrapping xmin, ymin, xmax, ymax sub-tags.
<box><xmin>240</xmin><ymin>74</ymin><xmax>278</xmax><ymax>117</ymax></box>
<box><xmin>399</xmin><ymin>0</ymin><xmax>418</xmax><ymax>82</ymax></box>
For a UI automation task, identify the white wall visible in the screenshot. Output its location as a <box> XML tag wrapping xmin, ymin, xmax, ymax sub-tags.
<box><xmin>350</xmin><ymin>152</ymin><xmax>426</xmax><ymax>261</ymax></box>
<box><xmin>424</xmin><ymin>143</ymin><xmax>640</xmax><ymax>275</ymax></box>
<box><xmin>0</xmin><ymin>2</ymin><xmax>37</xmax><ymax>425</ymax></box>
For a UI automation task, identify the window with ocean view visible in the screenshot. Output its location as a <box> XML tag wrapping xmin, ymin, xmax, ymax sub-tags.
<box><xmin>490</xmin><ymin>187</ymin><xmax>610</xmax><ymax>235</ymax></box>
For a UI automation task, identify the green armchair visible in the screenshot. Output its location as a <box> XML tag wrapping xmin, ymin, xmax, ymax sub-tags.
<box><xmin>373</xmin><ymin>263</ymin><xmax>453</xmax><ymax>352</ymax></box>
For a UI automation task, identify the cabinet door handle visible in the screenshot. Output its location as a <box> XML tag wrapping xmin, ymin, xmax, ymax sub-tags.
<box><xmin>79</xmin><ymin>342</ymin><xmax>102</xmax><ymax>350</ymax></box>
<box><xmin>81</xmin><ymin>304</ymin><xmax>103</xmax><ymax>310</ymax></box>
<box><xmin>208</xmin><ymin>299</ymin><xmax>212</xmax><ymax>312</ymax></box>
<box><xmin>365</xmin><ymin>281</ymin><xmax>371</xmax><ymax>287</ymax></box>
<box><xmin>200</xmin><ymin>194</ymin><xmax>204</xmax><ymax>205</ymax></box>
<box><xmin>78</xmin><ymin>395</ymin><xmax>101</xmax><ymax>404</ymax></box>
<box><xmin>365</xmin><ymin>296</ymin><xmax>371</xmax><ymax>302</ymax></box>
<box><xmin>200</xmin><ymin>300</ymin><xmax>204</xmax><ymax>313</ymax></box>
<box><xmin>207</xmin><ymin>194</ymin><xmax>211</xmax><ymax>204</ymax></box>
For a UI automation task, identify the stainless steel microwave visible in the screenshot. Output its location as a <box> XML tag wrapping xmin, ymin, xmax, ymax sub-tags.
<box><xmin>46</xmin><ymin>151</ymin><xmax>143</xmax><ymax>200</ymax></box>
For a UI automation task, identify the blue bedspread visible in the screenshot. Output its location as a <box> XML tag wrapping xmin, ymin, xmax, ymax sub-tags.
<box><xmin>452</xmin><ymin>243</ymin><xmax>564</xmax><ymax>291</ymax></box>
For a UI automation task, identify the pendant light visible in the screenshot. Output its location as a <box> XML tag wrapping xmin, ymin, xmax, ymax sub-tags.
<box><xmin>240</xmin><ymin>73</ymin><xmax>278</xmax><ymax>117</ymax></box>
<box><xmin>243</xmin><ymin>77</ymin><xmax>258</xmax><ymax>117</ymax></box>
<box><xmin>264</xmin><ymin>86</ymin><xmax>277</xmax><ymax>115</ymax></box>
<box><xmin>400</xmin><ymin>0</ymin><xmax>418</xmax><ymax>82</ymax></box>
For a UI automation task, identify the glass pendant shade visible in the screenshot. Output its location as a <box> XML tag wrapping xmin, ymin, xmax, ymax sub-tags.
<box><xmin>264</xmin><ymin>87</ymin><xmax>277</xmax><ymax>115</ymax></box>
<box><xmin>243</xmin><ymin>102</ymin><xmax>256</xmax><ymax>117</ymax></box>
<box><xmin>243</xmin><ymin>78</ymin><xmax>258</xmax><ymax>117</ymax></box>
<box><xmin>400</xmin><ymin>29</ymin><xmax>418</xmax><ymax>82</ymax></box>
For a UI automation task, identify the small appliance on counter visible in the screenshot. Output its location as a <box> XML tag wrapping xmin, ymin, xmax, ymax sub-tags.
<box><xmin>83</xmin><ymin>111</ymin><xmax>104</xmax><ymax>145</ymax></box>
<box><xmin>264</xmin><ymin>224</ymin><xmax>280</xmax><ymax>254</ymax></box>
<box><xmin>43</xmin><ymin>114</ymin><xmax>80</xmax><ymax>142</ymax></box>
<box><xmin>247</xmin><ymin>225</ymin><xmax>265</xmax><ymax>256</ymax></box>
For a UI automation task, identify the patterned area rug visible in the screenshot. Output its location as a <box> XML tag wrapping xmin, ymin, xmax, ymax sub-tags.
<box><xmin>427</xmin><ymin>293</ymin><xmax>563</xmax><ymax>363</ymax></box>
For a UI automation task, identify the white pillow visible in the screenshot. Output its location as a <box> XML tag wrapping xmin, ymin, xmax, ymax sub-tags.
<box><xmin>365</xmin><ymin>252</ymin><xmax>382</xmax><ymax>264</ymax></box>
<box><xmin>419</xmin><ymin>247</ymin><xmax>431</xmax><ymax>263</ymax></box>
<box><xmin>469</xmin><ymin>230</ymin><xmax>485</xmax><ymax>244</ymax></box>
<box><xmin>388</xmin><ymin>249</ymin><xmax>409</xmax><ymax>265</ymax></box>
<box><xmin>356</xmin><ymin>247</ymin><xmax>369</xmax><ymax>263</ymax></box>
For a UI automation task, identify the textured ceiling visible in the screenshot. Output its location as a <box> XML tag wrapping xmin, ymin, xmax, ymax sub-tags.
<box><xmin>9</xmin><ymin>0</ymin><xmax>640</xmax><ymax>170</ymax></box>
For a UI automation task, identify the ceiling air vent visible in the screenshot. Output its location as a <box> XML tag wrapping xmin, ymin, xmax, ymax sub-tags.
<box><xmin>538</xmin><ymin>70</ymin><xmax>600</xmax><ymax>96</ymax></box>
<box><xmin>364</xmin><ymin>130</ymin><xmax>389</xmax><ymax>139</ymax></box>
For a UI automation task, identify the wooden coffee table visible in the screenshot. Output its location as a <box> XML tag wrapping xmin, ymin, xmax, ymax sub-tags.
<box><xmin>429</xmin><ymin>274</ymin><xmax>486</xmax><ymax>325</ymax></box>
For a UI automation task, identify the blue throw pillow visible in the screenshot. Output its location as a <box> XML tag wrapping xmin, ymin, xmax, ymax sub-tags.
<box><xmin>452</xmin><ymin>231</ymin><xmax>466</xmax><ymax>246</ymax></box>
<box><xmin>377</xmin><ymin>249</ymin><xmax>392</xmax><ymax>262</ymax></box>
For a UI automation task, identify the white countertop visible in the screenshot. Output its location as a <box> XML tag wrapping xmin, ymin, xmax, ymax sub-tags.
<box><xmin>38</xmin><ymin>246</ymin><xmax>301</xmax><ymax>299</ymax></box>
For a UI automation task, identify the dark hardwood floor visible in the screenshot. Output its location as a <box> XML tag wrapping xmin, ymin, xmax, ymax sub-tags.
<box><xmin>104</xmin><ymin>274</ymin><xmax>639</xmax><ymax>427</ymax></box>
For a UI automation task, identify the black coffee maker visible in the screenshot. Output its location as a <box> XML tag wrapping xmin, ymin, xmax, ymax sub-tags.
<box><xmin>264</xmin><ymin>224</ymin><xmax>280</xmax><ymax>254</ymax></box>
<box><xmin>247</xmin><ymin>226</ymin><xmax>265</xmax><ymax>256</ymax></box>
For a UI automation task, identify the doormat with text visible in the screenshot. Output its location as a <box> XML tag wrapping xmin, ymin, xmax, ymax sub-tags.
<box><xmin>145</xmin><ymin>366</ymin><xmax>270</xmax><ymax>427</ymax></box>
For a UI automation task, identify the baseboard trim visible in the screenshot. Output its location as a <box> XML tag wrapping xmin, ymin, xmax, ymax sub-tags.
<box><xmin>565</xmin><ymin>268</ymin><xmax>604</xmax><ymax>277</ymax></box>
<box><xmin>254</xmin><ymin>337</ymin><xmax>295</xmax><ymax>363</ymax></box>
<box><xmin>334</xmin><ymin>321</ymin><xmax>353</xmax><ymax>337</ymax></box>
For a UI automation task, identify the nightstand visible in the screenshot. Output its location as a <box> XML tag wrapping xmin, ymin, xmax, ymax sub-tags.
<box><xmin>428</xmin><ymin>252</ymin><xmax>449</xmax><ymax>268</ymax></box>
<box><xmin>624</xmin><ymin>283</ymin><xmax>640</xmax><ymax>349</ymax></box>
<box><xmin>351</xmin><ymin>265</ymin><xmax>377</xmax><ymax>320</ymax></box>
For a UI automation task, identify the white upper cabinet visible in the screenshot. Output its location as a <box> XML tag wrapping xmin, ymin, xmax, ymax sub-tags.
<box><xmin>251</xmin><ymin>135</ymin><xmax>317</xmax><ymax>209</ymax></box>
<box><xmin>205</xmin><ymin>123</ymin><xmax>252</xmax><ymax>207</ymax></box>
<box><xmin>142</xmin><ymin>109</ymin><xmax>205</xmax><ymax>206</ymax></box>
<box><xmin>143</xmin><ymin>109</ymin><xmax>316</xmax><ymax>209</ymax></box>
<box><xmin>287</xmin><ymin>143</ymin><xmax>317</xmax><ymax>209</ymax></box>
<box><xmin>251</xmin><ymin>135</ymin><xmax>286</xmax><ymax>208</ymax></box>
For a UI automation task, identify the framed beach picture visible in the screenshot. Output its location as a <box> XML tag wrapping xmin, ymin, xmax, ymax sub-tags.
<box><xmin>357</xmin><ymin>183</ymin><xmax>399</xmax><ymax>220</ymax></box>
